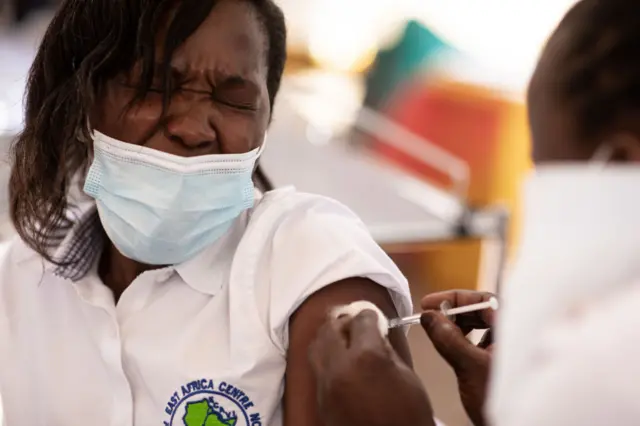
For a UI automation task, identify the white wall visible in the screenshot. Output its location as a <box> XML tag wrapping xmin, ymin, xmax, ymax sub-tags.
<box><xmin>276</xmin><ymin>0</ymin><xmax>579</xmax><ymax>93</ymax></box>
<box><xmin>413</xmin><ymin>0</ymin><xmax>578</xmax><ymax>93</ymax></box>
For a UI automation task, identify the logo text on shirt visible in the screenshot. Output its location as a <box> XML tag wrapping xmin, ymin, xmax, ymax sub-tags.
<box><xmin>164</xmin><ymin>379</ymin><xmax>263</xmax><ymax>426</ymax></box>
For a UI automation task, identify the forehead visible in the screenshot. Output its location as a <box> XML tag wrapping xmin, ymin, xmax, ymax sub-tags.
<box><xmin>168</xmin><ymin>0</ymin><xmax>268</xmax><ymax>76</ymax></box>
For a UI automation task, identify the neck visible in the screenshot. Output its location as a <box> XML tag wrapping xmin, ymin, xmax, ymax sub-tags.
<box><xmin>98</xmin><ymin>241</ymin><xmax>163</xmax><ymax>301</ymax></box>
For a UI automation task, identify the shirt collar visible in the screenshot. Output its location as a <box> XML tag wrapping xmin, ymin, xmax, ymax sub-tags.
<box><xmin>174</xmin><ymin>210</ymin><xmax>248</xmax><ymax>296</ymax></box>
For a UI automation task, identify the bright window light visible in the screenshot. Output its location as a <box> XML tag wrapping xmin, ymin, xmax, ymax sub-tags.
<box><xmin>307</xmin><ymin>0</ymin><xmax>411</xmax><ymax>72</ymax></box>
<box><xmin>411</xmin><ymin>0</ymin><xmax>578</xmax><ymax>92</ymax></box>
<box><xmin>298</xmin><ymin>0</ymin><xmax>578</xmax><ymax>91</ymax></box>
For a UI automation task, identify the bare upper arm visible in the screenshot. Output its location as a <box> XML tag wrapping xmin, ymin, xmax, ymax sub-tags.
<box><xmin>283</xmin><ymin>277</ymin><xmax>412</xmax><ymax>426</ymax></box>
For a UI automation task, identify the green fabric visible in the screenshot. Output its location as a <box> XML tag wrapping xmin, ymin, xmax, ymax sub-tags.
<box><xmin>182</xmin><ymin>399</ymin><xmax>238</xmax><ymax>426</ymax></box>
<box><xmin>363</xmin><ymin>20</ymin><xmax>453</xmax><ymax>110</ymax></box>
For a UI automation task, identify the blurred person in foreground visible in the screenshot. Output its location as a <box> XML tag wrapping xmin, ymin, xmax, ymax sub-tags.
<box><xmin>0</xmin><ymin>0</ymin><xmax>415</xmax><ymax>425</ymax></box>
<box><xmin>310</xmin><ymin>0</ymin><xmax>640</xmax><ymax>425</ymax></box>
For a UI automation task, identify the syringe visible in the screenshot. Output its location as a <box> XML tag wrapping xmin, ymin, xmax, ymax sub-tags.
<box><xmin>388</xmin><ymin>297</ymin><xmax>499</xmax><ymax>329</ymax></box>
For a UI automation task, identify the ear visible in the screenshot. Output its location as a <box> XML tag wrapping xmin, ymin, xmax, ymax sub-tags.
<box><xmin>606</xmin><ymin>133</ymin><xmax>640</xmax><ymax>163</ymax></box>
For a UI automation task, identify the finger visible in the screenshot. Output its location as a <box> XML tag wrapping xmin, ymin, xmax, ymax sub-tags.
<box><xmin>309</xmin><ymin>316</ymin><xmax>350</xmax><ymax>373</ymax></box>
<box><xmin>421</xmin><ymin>311</ymin><xmax>488</xmax><ymax>373</ymax></box>
<box><xmin>455</xmin><ymin>313</ymin><xmax>493</xmax><ymax>336</ymax></box>
<box><xmin>421</xmin><ymin>290</ymin><xmax>495</xmax><ymax>310</ymax></box>
<box><xmin>421</xmin><ymin>290</ymin><xmax>497</xmax><ymax>329</ymax></box>
<box><xmin>347</xmin><ymin>310</ymin><xmax>388</xmax><ymax>351</ymax></box>
<box><xmin>477</xmin><ymin>329</ymin><xmax>493</xmax><ymax>350</ymax></box>
<box><xmin>309</xmin><ymin>317</ymin><xmax>348</xmax><ymax>374</ymax></box>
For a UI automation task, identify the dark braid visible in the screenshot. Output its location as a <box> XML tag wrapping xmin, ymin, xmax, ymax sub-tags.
<box><xmin>548</xmin><ymin>0</ymin><xmax>640</xmax><ymax>141</ymax></box>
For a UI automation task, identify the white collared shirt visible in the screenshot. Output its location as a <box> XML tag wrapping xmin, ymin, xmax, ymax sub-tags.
<box><xmin>0</xmin><ymin>188</ymin><xmax>412</xmax><ymax>426</ymax></box>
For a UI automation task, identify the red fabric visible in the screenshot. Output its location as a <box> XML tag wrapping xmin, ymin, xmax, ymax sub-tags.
<box><xmin>372</xmin><ymin>80</ymin><xmax>503</xmax><ymax>201</ymax></box>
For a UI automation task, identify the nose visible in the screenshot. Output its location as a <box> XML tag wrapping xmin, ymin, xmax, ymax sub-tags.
<box><xmin>165</xmin><ymin>105</ymin><xmax>217</xmax><ymax>153</ymax></box>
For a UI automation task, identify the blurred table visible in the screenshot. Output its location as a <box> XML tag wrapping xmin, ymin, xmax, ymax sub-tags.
<box><xmin>266</xmin><ymin>86</ymin><xmax>505</xmax><ymax>246</ymax></box>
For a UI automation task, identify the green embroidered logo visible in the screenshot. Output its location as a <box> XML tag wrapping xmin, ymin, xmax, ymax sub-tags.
<box><xmin>164</xmin><ymin>379</ymin><xmax>263</xmax><ymax>426</ymax></box>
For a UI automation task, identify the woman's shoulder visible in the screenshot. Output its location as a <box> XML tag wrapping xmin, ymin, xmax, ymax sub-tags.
<box><xmin>249</xmin><ymin>187</ymin><xmax>367</xmax><ymax>237</ymax></box>
<box><xmin>243</xmin><ymin>188</ymin><xmax>396</xmax><ymax>277</ymax></box>
<box><xmin>243</xmin><ymin>187</ymin><xmax>408</xmax><ymax>284</ymax></box>
<box><xmin>235</xmin><ymin>187</ymin><xmax>411</xmax><ymax>353</ymax></box>
<box><xmin>253</xmin><ymin>186</ymin><xmax>347</xmax><ymax>210</ymax></box>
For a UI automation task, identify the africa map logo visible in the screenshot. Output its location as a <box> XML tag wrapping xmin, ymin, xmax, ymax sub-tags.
<box><xmin>182</xmin><ymin>397</ymin><xmax>238</xmax><ymax>426</ymax></box>
<box><xmin>164</xmin><ymin>379</ymin><xmax>264</xmax><ymax>426</ymax></box>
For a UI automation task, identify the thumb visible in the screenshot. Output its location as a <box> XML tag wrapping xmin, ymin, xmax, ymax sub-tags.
<box><xmin>421</xmin><ymin>311</ymin><xmax>487</xmax><ymax>373</ymax></box>
<box><xmin>348</xmin><ymin>310</ymin><xmax>388</xmax><ymax>351</ymax></box>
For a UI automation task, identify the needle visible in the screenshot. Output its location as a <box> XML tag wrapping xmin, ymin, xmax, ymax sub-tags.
<box><xmin>388</xmin><ymin>297</ymin><xmax>499</xmax><ymax>329</ymax></box>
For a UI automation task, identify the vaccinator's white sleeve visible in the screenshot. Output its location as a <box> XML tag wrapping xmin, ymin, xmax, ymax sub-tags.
<box><xmin>490</xmin><ymin>283</ymin><xmax>640</xmax><ymax>426</ymax></box>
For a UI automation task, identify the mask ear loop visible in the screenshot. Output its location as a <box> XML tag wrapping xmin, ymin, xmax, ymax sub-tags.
<box><xmin>256</xmin><ymin>133</ymin><xmax>268</xmax><ymax>156</ymax></box>
<box><xmin>589</xmin><ymin>144</ymin><xmax>614</xmax><ymax>170</ymax></box>
<box><xmin>253</xmin><ymin>133</ymin><xmax>272</xmax><ymax>192</ymax></box>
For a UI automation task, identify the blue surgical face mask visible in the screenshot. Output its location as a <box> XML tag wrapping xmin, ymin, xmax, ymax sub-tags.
<box><xmin>84</xmin><ymin>131</ymin><xmax>265</xmax><ymax>265</ymax></box>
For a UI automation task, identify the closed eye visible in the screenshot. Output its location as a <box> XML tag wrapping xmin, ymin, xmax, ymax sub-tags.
<box><xmin>213</xmin><ymin>97</ymin><xmax>258</xmax><ymax>111</ymax></box>
<box><xmin>212</xmin><ymin>73</ymin><xmax>260</xmax><ymax>112</ymax></box>
<box><xmin>173</xmin><ymin>87</ymin><xmax>257</xmax><ymax>111</ymax></box>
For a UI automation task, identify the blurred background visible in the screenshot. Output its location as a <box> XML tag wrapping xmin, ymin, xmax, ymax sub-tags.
<box><xmin>0</xmin><ymin>0</ymin><xmax>578</xmax><ymax>424</ymax></box>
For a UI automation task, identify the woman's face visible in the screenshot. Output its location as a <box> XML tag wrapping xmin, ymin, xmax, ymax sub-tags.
<box><xmin>91</xmin><ymin>0</ymin><xmax>270</xmax><ymax>157</ymax></box>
